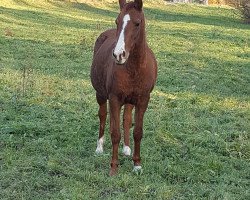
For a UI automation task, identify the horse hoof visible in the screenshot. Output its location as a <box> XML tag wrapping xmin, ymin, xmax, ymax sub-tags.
<box><xmin>109</xmin><ymin>168</ymin><xmax>118</xmax><ymax>176</ymax></box>
<box><xmin>95</xmin><ymin>146</ymin><xmax>103</xmax><ymax>155</ymax></box>
<box><xmin>133</xmin><ymin>166</ymin><xmax>143</xmax><ymax>175</ymax></box>
<box><xmin>95</xmin><ymin>147</ymin><xmax>103</xmax><ymax>154</ymax></box>
<box><xmin>122</xmin><ymin>146</ymin><xmax>131</xmax><ymax>156</ymax></box>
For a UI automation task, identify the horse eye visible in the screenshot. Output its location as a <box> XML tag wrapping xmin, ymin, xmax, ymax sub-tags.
<box><xmin>135</xmin><ymin>22</ymin><xmax>140</xmax><ymax>27</ymax></box>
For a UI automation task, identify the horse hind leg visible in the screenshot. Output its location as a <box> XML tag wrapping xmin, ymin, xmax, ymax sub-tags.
<box><xmin>122</xmin><ymin>104</ymin><xmax>134</xmax><ymax>156</ymax></box>
<box><xmin>95</xmin><ymin>94</ymin><xmax>107</xmax><ymax>154</ymax></box>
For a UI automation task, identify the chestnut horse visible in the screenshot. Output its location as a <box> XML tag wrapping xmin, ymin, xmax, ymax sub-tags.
<box><xmin>90</xmin><ymin>0</ymin><xmax>157</xmax><ymax>176</ymax></box>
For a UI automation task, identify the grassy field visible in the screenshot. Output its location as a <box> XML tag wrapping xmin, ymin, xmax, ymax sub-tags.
<box><xmin>0</xmin><ymin>0</ymin><xmax>250</xmax><ymax>199</ymax></box>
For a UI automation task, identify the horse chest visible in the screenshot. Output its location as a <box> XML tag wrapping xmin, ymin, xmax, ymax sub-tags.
<box><xmin>109</xmin><ymin>69</ymin><xmax>151</xmax><ymax>103</ymax></box>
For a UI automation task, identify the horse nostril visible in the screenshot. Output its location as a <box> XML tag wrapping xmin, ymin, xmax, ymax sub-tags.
<box><xmin>122</xmin><ymin>51</ymin><xmax>126</xmax><ymax>57</ymax></box>
<box><xmin>112</xmin><ymin>51</ymin><xmax>117</xmax><ymax>59</ymax></box>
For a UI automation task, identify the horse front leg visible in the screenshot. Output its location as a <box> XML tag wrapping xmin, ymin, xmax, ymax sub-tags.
<box><xmin>123</xmin><ymin>104</ymin><xmax>134</xmax><ymax>156</ymax></box>
<box><xmin>133</xmin><ymin>96</ymin><xmax>149</xmax><ymax>174</ymax></box>
<box><xmin>109</xmin><ymin>95</ymin><xmax>122</xmax><ymax>176</ymax></box>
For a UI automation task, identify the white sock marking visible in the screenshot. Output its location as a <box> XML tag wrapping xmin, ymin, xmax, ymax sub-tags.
<box><xmin>122</xmin><ymin>145</ymin><xmax>131</xmax><ymax>156</ymax></box>
<box><xmin>133</xmin><ymin>165</ymin><xmax>143</xmax><ymax>174</ymax></box>
<box><xmin>95</xmin><ymin>136</ymin><xmax>104</xmax><ymax>154</ymax></box>
<box><xmin>114</xmin><ymin>14</ymin><xmax>130</xmax><ymax>58</ymax></box>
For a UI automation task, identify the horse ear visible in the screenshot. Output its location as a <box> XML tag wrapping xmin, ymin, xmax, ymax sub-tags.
<box><xmin>134</xmin><ymin>0</ymin><xmax>143</xmax><ymax>10</ymax></box>
<box><xmin>119</xmin><ymin>0</ymin><xmax>126</xmax><ymax>10</ymax></box>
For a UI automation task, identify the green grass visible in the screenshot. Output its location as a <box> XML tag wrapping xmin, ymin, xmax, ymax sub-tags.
<box><xmin>0</xmin><ymin>0</ymin><xmax>250</xmax><ymax>199</ymax></box>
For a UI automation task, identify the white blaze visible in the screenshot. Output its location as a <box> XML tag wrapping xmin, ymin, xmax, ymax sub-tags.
<box><xmin>114</xmin><ymin>14</ymin><xmax>131</xmax><ymax>57</ymax></box>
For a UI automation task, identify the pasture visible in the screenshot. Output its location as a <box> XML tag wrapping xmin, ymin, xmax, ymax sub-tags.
<box><xmin>0</xmin><ymin>0</ymin><xmax>249</xmax><ymax>199</ymax></box>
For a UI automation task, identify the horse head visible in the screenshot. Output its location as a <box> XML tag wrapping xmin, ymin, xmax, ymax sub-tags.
<box><xmin>113</xmin><ymin>0</ymin><xmax>145</xmax><ymax>65</ymax></box>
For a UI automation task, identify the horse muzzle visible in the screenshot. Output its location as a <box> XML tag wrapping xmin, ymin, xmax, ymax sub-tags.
<box><xmin>112</xmin><ymin>49</ymin><xmax>129</xmax><ymax>65</ymax></box>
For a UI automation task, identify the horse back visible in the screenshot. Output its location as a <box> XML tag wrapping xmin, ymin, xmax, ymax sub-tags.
<box><xmin>93</xmin><ymin>29</ymin><xmax>116</xmax><ymax>55</ymax></box>
<box><xmin>91</xmin><ymin>29</ymin><xmax>116</xmax><ymax>98</ymax></box>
